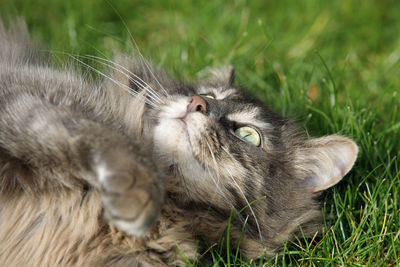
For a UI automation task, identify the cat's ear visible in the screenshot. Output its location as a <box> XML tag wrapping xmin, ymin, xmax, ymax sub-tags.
<box><xmin>297</xmin><ymin>135</ymin><xmax>358</xmax><ymax>193</ymax></box>
<box><xmin>211</xmin><ymin>65</ymin><xmax>235</xmax><ymax>86</ymax></box>
<box><xmin>200</xmin><ymin>65</ymin><xmax>235</xmax><ymax>86</ymax></box>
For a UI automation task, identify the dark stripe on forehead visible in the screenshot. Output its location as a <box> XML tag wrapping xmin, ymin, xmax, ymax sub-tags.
<box><xmin>224</xmin><ymin>100</ymin><xmax>259</xmax><ymax>115</ymax></box>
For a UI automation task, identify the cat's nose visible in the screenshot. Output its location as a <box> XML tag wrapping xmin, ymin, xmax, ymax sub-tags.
<box><xmin>187</xmin><ymin>95</ymin><xmax>207</xmax><ymax>114</ymax></box>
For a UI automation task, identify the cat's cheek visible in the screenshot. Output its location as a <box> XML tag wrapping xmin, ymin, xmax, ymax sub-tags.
<box><xmin>157</xmin><ymin>97</ymin><xmax>189</xmax><ymax>120</ymax></box>
<box><xmin>153</xmin><ymin>119</ymin><xmax>192</xmax><ymax>163</ymax></box>
<box><xmin>184</xmin><ymin>113</ymin><xmax>207</xmax><ymax>141</ymax></box>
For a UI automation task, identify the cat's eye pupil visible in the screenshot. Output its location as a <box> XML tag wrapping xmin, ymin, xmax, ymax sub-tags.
<box><xmin>234</xmin><ymin>126</ymin><xmax>261</xmax><ymax>147</ymax></box>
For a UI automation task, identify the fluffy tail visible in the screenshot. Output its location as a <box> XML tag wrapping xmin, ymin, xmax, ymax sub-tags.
<box><xmin>0</xmin><ymin>18</ymin><xmax>43</xmax><ymax>66</ymax></box>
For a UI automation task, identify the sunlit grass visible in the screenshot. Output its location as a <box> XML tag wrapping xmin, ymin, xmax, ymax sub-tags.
<box><xmin>1</xmin><ymin>0</ymin><xmax>399</xmax><ymax>265</ymax></box>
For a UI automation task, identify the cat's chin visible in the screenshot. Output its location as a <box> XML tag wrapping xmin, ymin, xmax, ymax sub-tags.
<box><xmin>153</xmin><ymin>97</ymin><xmax>199</xmax><ymax>164</ymax></box>
<box><xmin>153</xmin><ymin>97</ymin><xmax>218</xmax><ymax>185</ymax></box>
<box><xmin>153</xmin><ymin>115</ymin><xmax>195</xmax><ymax>167</ymax></box>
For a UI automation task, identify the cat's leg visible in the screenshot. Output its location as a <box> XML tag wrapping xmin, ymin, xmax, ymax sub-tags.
<box><xmin>0</xmin><ymin>94</ymin><xmax>163</xmax><ymax>235</ymax></box>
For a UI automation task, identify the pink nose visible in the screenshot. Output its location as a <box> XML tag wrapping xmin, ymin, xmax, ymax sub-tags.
<box><xmin>187</xmin><ymin>95</ymin><xmax>207</xmax><ymax>114</ymax></box>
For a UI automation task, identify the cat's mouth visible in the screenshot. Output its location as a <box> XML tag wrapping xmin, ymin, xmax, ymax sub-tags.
<box><xmin>153</xmin><ymin>97</ymin><xmax>201</xmax><ymax>165</ymax></box>
<box><xmin>175</xmin><ymin>116</ymin><xmax>192</xmax><ymax>147</ymax></box>
<box><xmin>153</xmin><ymin>96</ymin><xmax>215</xmax><ymax>174</ymax></box>
<box><xmin>153</xmin><ymin>97</ymin><xmax>222</xmax><ymax>175</ymax></box>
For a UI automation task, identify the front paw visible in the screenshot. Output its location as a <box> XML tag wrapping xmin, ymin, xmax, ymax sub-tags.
<box><xmin>94</xmin><ymin>153</ymin><xmax>163</xmax><ymax>236</ymax></box>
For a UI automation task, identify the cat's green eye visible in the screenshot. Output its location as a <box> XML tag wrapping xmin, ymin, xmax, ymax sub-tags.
<box><xmin>199</xmin><ymin>94</ymin><xmax>215</xmax><ymax>99</ymax></box>
<box><xmin>234</xmin><ymin>126</ymin><xmax>261</xmax><ymax>146</ymax></box>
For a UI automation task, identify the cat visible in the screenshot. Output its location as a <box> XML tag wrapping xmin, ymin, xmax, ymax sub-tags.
<box><xmin>0</xmin><ymin>19</ymin><xmax>358</xmax><ymax>266</ymax></box>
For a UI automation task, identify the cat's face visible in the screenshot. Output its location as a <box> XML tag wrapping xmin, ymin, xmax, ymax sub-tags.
<box><xmin>154</xmin><ymin>85</ymin><xmax>280</xmax><ymax>205</ymax></box>
<box><xmin>120</xmin><ymin>61</ymin><xmax>358</xmax><ymax>249</ymax></box>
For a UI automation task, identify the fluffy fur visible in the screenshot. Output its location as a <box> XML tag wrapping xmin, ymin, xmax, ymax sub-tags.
<box><xmin>0</xmin><ymin>20</ymin><xmax>358</xmax><ymax>266</ymax></box>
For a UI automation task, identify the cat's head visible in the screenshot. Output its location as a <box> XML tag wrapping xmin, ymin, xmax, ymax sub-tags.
<box><xmin>111</xmin><ymin>58</ymin><xmax>358</xmax><ymax>255</ymax></box>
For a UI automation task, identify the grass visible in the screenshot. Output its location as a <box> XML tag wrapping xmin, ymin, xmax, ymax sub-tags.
<box><xmin>1</xmin><ymin>0</ymin><xmax>399</xmax><ymax>265</ymax></box>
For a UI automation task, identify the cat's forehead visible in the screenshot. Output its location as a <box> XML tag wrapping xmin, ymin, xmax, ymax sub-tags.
<box><xmin>227</xmin><ymin>108</ymin><xmax>271</xmax><ymax>129</ymax></box>
<box><xmin>197</xmin><ymin>85</ymin><xmax>273</xmax><ymax>129</ymax></box>
<box><xmin>197</xmin><ymin>86</ymin><xmax>238</xmax><ymax>100</ymax></box>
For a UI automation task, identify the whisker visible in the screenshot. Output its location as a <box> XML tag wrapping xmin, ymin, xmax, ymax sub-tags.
<box><xmin>68</xmin><ymin>55</ymin><xmax>159</xmax><ymax>109</ymax></box>
<box><xmin>221</xmin><ymin>146</ymin><xmax>264</xmax><ymax>241</ymax></box>
<box><xmin>203</xmin><ymin>149</ymin><xmax>229</xmax><ymax>212</ymax></box>
<box><xmin>202</xmin><ymin>143</ymin><xmax>243</xmax><ymax>226</ymax></box>
<box><xmin>78</xmin><ymin>55</ymin><xmax>164</xmax><ymax>105</ymax></box>
<box><xmin>46</xmin><ymin>50</ymin><xmax>164</xmax><ymax>107</ymax></box>
<box><xmin>105</xmin><ymin>0</ymin><xmax>170</xmax><ymax>97</ymax></box>
<box><xmin>83</xmin><ymin>54</ymin><xmax>166</xmax><ymax>101</ymax></box>
<box><xmin>204</xmin><ymin>140</ymin><xmax>237</xmax><ymax>212</ymax></box>
<box><xmin>205</xmin><ymin>141</ymin><xmax>221</xmax><ymax>185</ymax></box>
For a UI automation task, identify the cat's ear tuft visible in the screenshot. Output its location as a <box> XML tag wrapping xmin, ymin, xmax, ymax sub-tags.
<box><xmin>297</xmin><ymin>135</ymin><xmax>358</xmax><ymax>193</ymax></box>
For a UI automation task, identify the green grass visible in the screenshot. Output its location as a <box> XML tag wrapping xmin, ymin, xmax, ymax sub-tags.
<box><xmin>1</xmin><ymin>0</ymin><xmax>399</xmax><ymax>265</ymax></box>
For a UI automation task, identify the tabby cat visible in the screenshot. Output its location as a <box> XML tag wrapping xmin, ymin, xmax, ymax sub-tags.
<box><xmin>0</xmin><ymin>20</ymin><xmax>358</xmax><ymax>266</ymax></box>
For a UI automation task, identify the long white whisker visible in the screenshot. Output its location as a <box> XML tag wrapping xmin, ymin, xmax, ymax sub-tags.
<box><xmin>47</xmin><ymin>50</ymin><xmax>165</xmax><ymax>106</ymax></box>
<box><xmin>201</xmin><ymin>143</ymin><xmax>215</xmax><ymax>203</ymax></box>
<box><xmin>83</xmin><ymin>54</ymin><xmax>167</xmax><ymax>100</ymax></box>
<box><xmin>205</xmin><ymin>141</ymin><xmax>221</xmax><ymax>185</ymax></box>
<box><xmin>69</xmin><ymin>55</ymin><xmax>159</xmax><ymax>109</ymax></box>
<box><xmin>221</xmin><ymin>146</ymin><xmax>264</xmax><ymax>241</ymax></box>
<box><xmin>78</xmin><ymin>55</ymin><xmax>163</xmax><ymax>105</ymax></box>
<box><xmin>205</xmin><ymin>140</ymin><xmax>237</xmax><ymax>212</ymax></box>
<box><xmin>105</xmin><ymin>1</ymin><xmax>170</xmax><ymax>97</ymax></box>
<box><xmin>199</xmin><ymin>144</ymin><xmax>220</xmax><ymax>217</ymax></box>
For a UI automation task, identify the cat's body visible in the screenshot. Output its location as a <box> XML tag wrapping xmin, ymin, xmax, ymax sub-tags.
<box><xmin>0</xmin><ymin>20</ymin><xmax>358</xmax><ymax>266</ymax></box>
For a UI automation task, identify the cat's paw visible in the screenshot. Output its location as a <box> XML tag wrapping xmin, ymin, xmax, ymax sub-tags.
<box><xmin>94</xmin><ymin>152</ymin><xmax>163</xmax><ymax>236</ymax></box>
